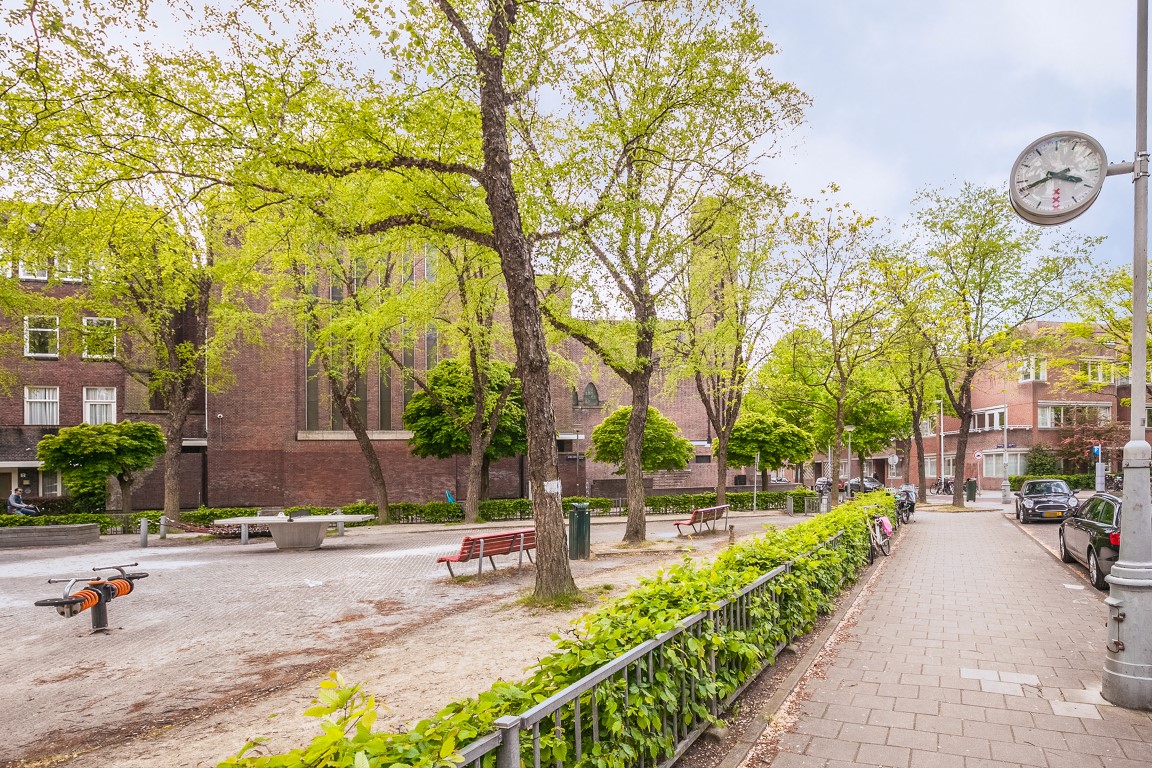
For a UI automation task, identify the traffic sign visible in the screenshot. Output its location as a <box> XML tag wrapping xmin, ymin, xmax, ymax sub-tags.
<box><xmin>887</xmin><ymin>454</ymin><xmax>899</xmax><ymax>467</ymax></box>
<box><xmin>974</xmin><ymin>451</ymin><xmax>983</xmax><ymax>459</ymax></box>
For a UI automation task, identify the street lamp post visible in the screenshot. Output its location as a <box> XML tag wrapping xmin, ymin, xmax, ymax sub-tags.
<box><xmin>1002</xmin><ymin>388</ymin><xmax>1012</xmax><ymax>504</ymax></box>
<box><xmin>1103</xmin><ymin>0</ymin><xmax>1152</xmax><ymax>710</ymax></box>
<box><xmin>845</xmin><ymin>425</ymin><xmax>856</xmax><ymax>500</ymax></box>
<box><xmin>937</xmin><ymin>399</ymin><xmax>945</xmax><ymax>494</ymax></box>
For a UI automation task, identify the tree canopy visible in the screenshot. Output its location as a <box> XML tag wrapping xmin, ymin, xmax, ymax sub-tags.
<box><xmin>589</xmin><ymin>407</ymin><xmax>694</xmax><ymax>474</ymax></box>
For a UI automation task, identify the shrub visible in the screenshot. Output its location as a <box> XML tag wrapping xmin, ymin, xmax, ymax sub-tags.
<box><xmin>0</xmin><ymin>513</ymin><xmax>118</xmax><ymax>529</ymax></box>
<box><xmin>478</xmin><ymin>498</ymin><xmax>532</xmax><ymax>521</ymax></box>
<box><xmin>220</xmin><ymin>496</ymin><xmax>890</xmax><ymax>768</ymax></box>
<box><xmin>1008</xmin><ymin>474</ymin><xmax>1095</xmax><ymax>492</ymax></box>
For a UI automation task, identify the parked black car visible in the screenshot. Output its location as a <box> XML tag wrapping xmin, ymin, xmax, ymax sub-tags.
<box><xmin>814</xmin><ymin>477</ymin><xmax>833</xmax><ymax>494</ymax></box>
<box><xmin>1058</xmin><ymin>491</ymin><xmax>1121</xmax><ymax>590</ymax></box>
<box><xmin>842</xmin><ymin>476</ymin><xmax>884</xmax><ymax>494</ymax></box>
<box><xmin>1014</xmin><ymin>478</ymin><xmax>1079</xmax><ymax>523</ymax></box>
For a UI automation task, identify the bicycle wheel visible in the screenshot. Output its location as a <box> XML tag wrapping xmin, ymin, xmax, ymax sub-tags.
<box><xmin>878</xmin><ymin>530</ymin><xmax>891</xmax><ymax>556</ymax></box>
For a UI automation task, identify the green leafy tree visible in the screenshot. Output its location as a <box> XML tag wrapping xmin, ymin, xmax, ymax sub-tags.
<box><xmin>403</xmin><ymin>359</ymin><xmax>526</xmax><ymax>521</ymax></box>
<box><xmin>1025</xmin><ymin>444</ymin><xmax>1061</xmax><ymax>476</ymax></box>
<box><xmin>1055</xmin><ymin>413</ymin><xmax>1127</xmax><ymax>473</ymax></box>
<box><xmin>589</xmin><ymin>407</ymin><xmax>694</xmax><ymax>474</ymax></box>
<box><xmin>37</xmin><ymin>421</ymin><xmax>165</xmax><ymax>518</ymax></box>
<box><xmin>720</xmin><ymin>412</ymin><xmax>814</xmax><ymax>487</ymax></box>
<box><xmin>540</xmin><ymin>1</ymin><xmax>807</xmax><ymax>543</ymax></box>
<box><xmin>896</xmin><ymin>183</ymin><xmax>1095</xmax><ymax>505</ymax></box>
<box><xmin>678</xmin><ymin>193</ymin><xmax>794</xmax><ymax>503</ymax></box>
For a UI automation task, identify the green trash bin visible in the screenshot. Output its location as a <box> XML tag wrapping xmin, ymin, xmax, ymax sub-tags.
<box><xmin>569</xmin><ymin>502</ymin><xmax>591</xmax><ymax>560</ymax></box>
<box><xmin>965</xmin><ymin>478</ymin><xmax>977</xmax><ymax>502</ymax></box>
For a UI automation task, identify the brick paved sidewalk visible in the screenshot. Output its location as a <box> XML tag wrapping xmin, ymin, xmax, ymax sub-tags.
<box><xmin>757</xmin><ymin>508</ymin><xmax>1152</xmax><ymax>768</ymax></box>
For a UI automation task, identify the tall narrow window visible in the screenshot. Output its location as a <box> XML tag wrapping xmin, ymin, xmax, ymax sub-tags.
<box><xmin>402</xmin><ymin>337</ymin><xmax>415</xmax><ymax>406</ymax></box>
<box><xmin>379</xmin><ymin>363</ymin><xmax>392</xmax><ymax>430</ymax></box>
<box><xmin>83</xmin><ymin>386</ymin><xmax>117</xmax><ymax>424</ymax></box>
<box><xmin>582</xmin><ymin>383</ymin><xmax>600</xmax><ymax>407</ymax></box>
<box><xmin>82</xmin><ymin>317</ymin><xmax>117</xmax><ymax>359</ymax></box>
<box><xmin>25</xmin><ymin>386</ymin><xmax>59</xmax><ymax>425</ymax></box>
<box><xmin>425</xmin><ymin>326</ymin><xmax>438</xmax><ymax>369</ymax></box>
<box><xmin>423</xmin><ymin>245</ymin><xmax>437</xmax><ymax>282</ymax></box>
<box><xmin>24</xmin><ymin>316</ymin><xmax>59</xmax><ymax>358</ymax></box>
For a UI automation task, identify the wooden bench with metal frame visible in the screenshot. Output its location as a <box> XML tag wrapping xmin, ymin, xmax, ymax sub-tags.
<box><xmin>437</xmin><ymin>529</ymin><xmax>536</xmax><ymax>576</ymax></box>
<box><xmin>673</xmin><ymin>504</ymin><xmax>730</xmax><ymax>535</ymax></box>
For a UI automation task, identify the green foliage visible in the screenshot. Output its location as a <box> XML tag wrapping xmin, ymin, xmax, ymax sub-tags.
<box><xmin>0</xmin><ymin>513</ymin><xmax>117</xmax><ymax>529</ymax></box>
<box><xmin>721</xmin><ymin>412</ymin><xmax>814</xmax><ymax>470</ymax></box>
<box><xmin>1009</xmin><ymin>474</ymin><xmax>1095</xmax><ymax>492</ymax></box>
<box><xmin>220</xmin><ymin>496</ymin><xmax>886</xmax><ymax>768</ymax></box>
<box><xmin>590</xmin><ymin>407</ymin><xmax>695</xmax><ymax>473</ymax></box>
<box><xmin>478</xmin><ymin>499</ymin><xmax>533</xmax><ymax>522</ymax></box>
<box><xmin>1024</xmin><ymin>445</ymin><xmax>1061</xmax><ymax>476</ymax></box>
<box><xmin>403</xmin><ymin>359</ymin><xmax>527</xmax><ymax>461</ymax></box>
<box><xmin>37</xmin><ymin>421</ymin><xmax>166</xmax><ymax>514</ymax></box>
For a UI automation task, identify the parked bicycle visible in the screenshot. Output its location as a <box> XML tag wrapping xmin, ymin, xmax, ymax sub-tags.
<box><xmin>932</xmin><ymin>477</ymin><xmax>954</xmax><ymax>495</ymax></box>
<box><xmin>895</xmin><ymin>485</ymin><xmax>916</xmax><ymax>524</ymax></box>
<box><xmin>867</xmin><ymin>512</ymin><xmax>893</xmax><ymax>561</ymax></box>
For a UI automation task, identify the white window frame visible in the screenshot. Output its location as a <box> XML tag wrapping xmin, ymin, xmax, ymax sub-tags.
<box><xmin>1019</xmin><ymin>356</ymin><xmax>1048</xmax><ymax>382</ymax></box>
<box><xmin>1082</xmin><ymin>358</ymin><xmax>1109</xmax><ymax>383</ymax></box>
<box><xmin>56</xmin><ymin>253</ymin><xmax>85</xmax><ymax>283</ymax></box>
<box><xmin>41</xmin><ymin>469</ymin><xmax>61</xmax><ymax>497</ymax></box>
<box><xmin>943</xmin><ymin>454</ymin><xmax>956</xmax><ymax>477</ymax></box>
<box><xmin>24</xmin><ymin>386</ymin><xmax>60</xmax><ymax>425</ymax></box>
<box><xmin>18</xmin><ymin>260</ymin><xmax>48</xmax><ymax>281</ymax></box>
<box><xmin>24</xmin><ymin>315</ymin><xmax>59</xmax><ymax>358</ymax></box>
<box><xmin>83</xmin><ymin>386</ymin><xmax>117</xmax><ymax>425</ymax></box>
<box><xmin>82</xmin><ymin>317</ymin><xmax>117</xmax><ymax>359</ymax></box>
<box><xmin>924</xmin><ymin>455</ymin><xmax>938</xmax><ymax>478</ymax></box>
<box><xmin>1039</xmin><ymin>403</ymin><xmax>1112</xmax><ymax>429</ymax></box>
<box><xmin>839</xmin><ymin>460</ymin><xmax>849</xmax><ymax>477</ymax></box>
<box><xmin>984</xmin><ymin>452</ymin><xmax>1027</xmax><ymax>479</ymax></box>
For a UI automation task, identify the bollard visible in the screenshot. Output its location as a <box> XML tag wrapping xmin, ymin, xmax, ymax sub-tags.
<box><xmin>139</xmin><ymin>518</ymin><xmax>149</xmax><ymax>548</ymax></box>
<box><xmin>159</xmin><ymin>516</ymin><xmax>167</xmax><ymax>539</ymax></box>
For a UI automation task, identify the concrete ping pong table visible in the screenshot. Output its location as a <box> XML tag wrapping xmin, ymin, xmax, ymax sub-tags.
<box><xmin>212</xmin><ymin>513</ymin><xmax>376</xmax><ymax>550</ymax></box>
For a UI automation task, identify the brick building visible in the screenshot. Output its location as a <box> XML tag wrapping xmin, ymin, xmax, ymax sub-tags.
<box><xmin>910</xmin><ymin>324</ymin><xmax>1139</xmax><ymax>492</ymax></box>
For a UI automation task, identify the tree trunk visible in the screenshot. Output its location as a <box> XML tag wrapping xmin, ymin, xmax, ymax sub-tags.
<box><xmin>463</xmin><ymin>441</ymin><xmax>485</xmax><ymax>523</ymax></box>
<box><xmin>913</xmin><ymin>428</ymin><xmax>928</xmax><ymax>503</ymax></box>
<box><xmin>622</xmin><ymin>389</ymin><xmax>650</xmax><ymax>544</ymax></box>
<box><xmin>951</xmin><ymin>383</ymin><xmax>974</xmax><ymax>507</ymax></box>
<box><xmin>476</xmin><ymin>41</ymin><xmax>576</xmax><ymax>599</ymax></box>
<box><xmin>162</xmin><ymin>432</ymin><xmax>182</xmax><ymax>520</ymax></box>
<box><xmin>714</xmin><ymin>431</ymin><xmax>729</xmax><ymax>505</ymax></box>
<box><xmin>331</xmin><ymin>375</ymin><xmax>391</xmax><ymax>523</ymax></box>
<box><xmin>481</xmin><ymin>454</ymin><xmax>491</xmax><ymax>500</ymax></box>
<box><xmin>118</xmin><ymin>476</ymin><xmax>133</xmax><ymax>519</ymax></box>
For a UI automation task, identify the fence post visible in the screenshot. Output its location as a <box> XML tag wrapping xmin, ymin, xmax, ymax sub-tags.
<box><xmin>495</xmin><ymin>715</ymin><xmax>521</xmax><ymax>768</ymax></box>
<box><xmin>139</xmin><ymin>518</ymin><xmax>149</xmax><ymax>548</ymax></box>
<box><xmin>785</xmin><ymin>496</ymin><xmax>794</xmax><ymax>516</ymax></box>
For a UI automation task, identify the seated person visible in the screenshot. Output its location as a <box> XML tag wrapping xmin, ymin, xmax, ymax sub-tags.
<box><xmin>7</xmin><ymin>488</ymin><xmax>36</xmax><ymax>516</ymax></box>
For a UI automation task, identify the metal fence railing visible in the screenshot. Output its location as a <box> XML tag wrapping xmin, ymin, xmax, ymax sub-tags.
<box><xmin>455</xmin><ymin>531</ymin><xmax>847</xmax><ymax>768</ymax></box>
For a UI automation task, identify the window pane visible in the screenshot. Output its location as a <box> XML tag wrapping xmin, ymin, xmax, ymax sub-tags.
<box><xmin>25</xmin><ymin>386</ymin><xmax>59</xmax><ymax>425</ymax></box>
<box><xmin>25</xmin><ymin>316</ymin><xmax>59</xmax><ymax>357</ymax></box>
<box><xmin>83</xmin><ymin>318</ymin><xmax>116</xmax><ymax>359</ymax></box>
<box><xmin>84</xmin><ymin>387</ymin><xmax>116</xmax><ymax>425</ymax></box>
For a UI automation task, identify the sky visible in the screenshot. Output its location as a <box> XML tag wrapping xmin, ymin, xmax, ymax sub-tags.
<box><xmin>752</xmin><ymin>0</ymin><xmax>1139</xmax><ymax>264</ymax></box>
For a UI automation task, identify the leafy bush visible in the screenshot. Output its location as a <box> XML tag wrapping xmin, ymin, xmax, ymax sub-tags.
<box><xmin>1009</xmin><ymin>474</ymin><xmax>1095</xmax><ymax>492</ymax></box>
<box><xmin>561</xmin><ymin>496</ymin><xmax>614</xmax><ymax>514</ymax></box>
<box><xmin>220</xmin><ymin>496</ymin><xmax>890</xmax><ymax>768</ymax></box>
<box><xmin>478</xmin><ymin>498</ymin><xmax>532</xmax><ymax>521</ymax></box>
<box><xmin>0</xmin><ymin>513</ymin><xmax>117</xmax><ymax>529</ymax></box>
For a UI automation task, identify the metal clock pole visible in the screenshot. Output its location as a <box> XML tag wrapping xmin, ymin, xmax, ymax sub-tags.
<box><xmin>1103</xmin><ymin>0</ymin><xmax>1152</xmax><ymax>710</ymax></box>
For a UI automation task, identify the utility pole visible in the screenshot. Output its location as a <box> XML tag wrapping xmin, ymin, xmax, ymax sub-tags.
<box><xmin>1104</xmin><ymin>0</ymin><xmax>1152</xmax><ymax>710</ymax></box>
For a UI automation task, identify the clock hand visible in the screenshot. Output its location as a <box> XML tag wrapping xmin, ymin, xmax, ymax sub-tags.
<box><xmin>1051</xmin><ymin>172</ymin><xmax>1083</xmax><ymax>183</ymax></box>
<box><xmin>1024</xmin><ymin>167</ymin><xmax>1072</xmax><ymax>190</ymax></box>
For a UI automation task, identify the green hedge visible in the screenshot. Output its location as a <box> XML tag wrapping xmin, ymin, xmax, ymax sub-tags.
<box><xmin>0</xmin><ymin>513</ymin><xmax>118</xmax><ymax>530</ymax></box>
<box><xmin>220</xmin><ymin>495</ymin><xmax>891</xmax><ymax>768</ymax></box>
<box><xmin>1008</xmin><ymin>474</ymin><xmax>1095</xmax><ymax>492</ymax></box>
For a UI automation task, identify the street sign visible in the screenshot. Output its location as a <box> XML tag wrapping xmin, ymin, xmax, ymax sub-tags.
<box><xmin>974</xmin><ymin>451</ymin><xmax>983</xmax><ymax>459</ymax></box>
<box><xmin>1093</xmin><ymin>444</ymin><xmax>1102</xmax><ymax>458</ymax></box>
<box><xmin>887</xmin><ymin>454</ymin><xmax>899</xmax><ymax>467</ymax></box>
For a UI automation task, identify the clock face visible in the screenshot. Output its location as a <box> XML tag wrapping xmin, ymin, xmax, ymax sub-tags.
<box><xmin>1009</xmin><ymin>131</ymin><xmax>1107</xmax><ymax>226</ymax></box>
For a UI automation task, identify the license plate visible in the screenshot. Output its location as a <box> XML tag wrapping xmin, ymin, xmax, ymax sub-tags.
<box><xmin>1043</xmin><ymin>511</ymin><xmax>1063</xmax><ymax>518</ymax></box>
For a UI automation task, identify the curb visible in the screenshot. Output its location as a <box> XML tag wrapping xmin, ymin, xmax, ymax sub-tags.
<box><xmin>714</xmin><ymin>533</ymin><xmax>890</xmax><ymax>768</ymax></box>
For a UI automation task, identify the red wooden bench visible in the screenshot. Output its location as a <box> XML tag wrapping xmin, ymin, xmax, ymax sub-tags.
<box><xmin>437</xmin><ymin>529</ymin><xmax>537</xmax><ymax>577</ymax></box>
<box><xmin>674</xmin><ymin>504</ymin><xmax>730</xmax><ymax>536</ymax></box>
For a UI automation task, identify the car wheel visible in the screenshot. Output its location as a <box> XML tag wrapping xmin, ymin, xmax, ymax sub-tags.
<box><xmin>1088</xmin><ymin>550</ymin><xmax>1109</xmax><ymax>591</ymax></box>
<box><xmin>1015</xmin><ymin>504</ymin><xmax>1021</xmax><ymax>521</ymax></box>
<box><xmin>1020</xmin><ymin>509</ymin><xmax>1029</xmax><ymax>524</ymax></box>
<box><xmin>1058</xmin><ymin>530</ymin><xmax>1076</xmax><ymax>563</ymax></box>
